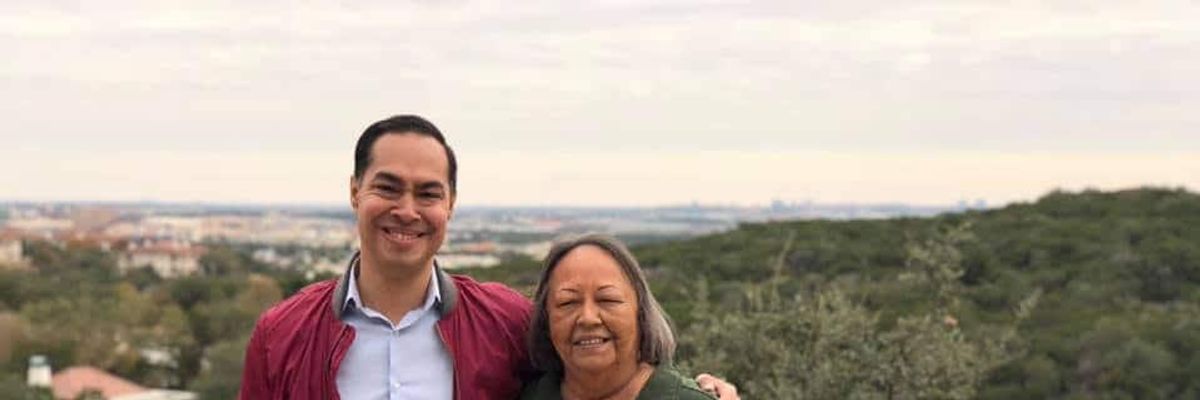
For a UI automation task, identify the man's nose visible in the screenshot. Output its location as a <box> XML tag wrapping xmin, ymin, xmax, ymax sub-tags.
<box><xmin>390</xmin><ymin>194</ymin><xmax>420</xmax><ymax>222</ymax></box>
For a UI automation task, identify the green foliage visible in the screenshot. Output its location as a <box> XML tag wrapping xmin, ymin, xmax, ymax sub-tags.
<box><xmin>0</xmin><ymin>313</ymin><xmax>24</xmax><ymax>366</ymax></box>
<box><xmin>198</xmin><ymin>246</ymin><xmax>261</xmax><ymax>276</ymax></box>
<box><xmin>0</xmin><ymin>372</ymin><xmax>53</xmax><ymax>400</ymax></box>
<box><xmin>433</xmin><ymin>188</ymin><xmax>1200</xmax><ymax>399</ymax></box>
<box><xmin>0</xmin><ymin>187</ymin><xmax>1196</xmax><ymax>397</ymax></box>
<box><xmin>73</xmin><ymin>389</ymin><xmax>104</xmax><ymax>400</ymax></box>
<box><xmin>678</xmin><ymin>223</ymin><xmax>1031</xmax><ymax>399</ymax></box>
<box><xmin>0</xmin><ymin>373</ymin><xmax>31</xmax><ymax>400</ymax></box>
<box><xmin>458</xmin><ymin>255</ymin><xmax>543</xmax><ymax>296</ymax></box>
<box><xmin>124</xmin><ymin>266</ymin><xmax>163</xmax><ymax>290</ymax></box>
<box><xmin>644</xmin><ymin>188</ymin><xmax>1200</xmax><ymax>399</ymax></box>
<box><xmin>14</xmin><ymin>283</ymin><xmax>194</xmax><ymax>386</ymax></box>
<box><xmin>24</xmin><ymin>241</ymin><xmax>118</xmax><ymax>279</ymax></box>
<box><xmin>0</xmin><ymin>243</ymin><xmax>290</xmax><ymax>392</ymax></box>
<box><xmin>188</xmin><ymin>336</ymin><xmax>250</xmax><ymax>400</ymax></box>
<box><xmin>680</xmin><ymin>288</ymin><xmax>875</xmax><ymax>398</ymax></box>
<box><xmin>177</xmin><ymin>274</ymin><xmax>281</xmax><ymax>388</ymax></box>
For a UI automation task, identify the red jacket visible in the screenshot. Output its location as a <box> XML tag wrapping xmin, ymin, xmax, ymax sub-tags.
<box><xmin>240</xmin><ymin>255</ymin><xmax>533</xmax><ymax>400</ymax></box>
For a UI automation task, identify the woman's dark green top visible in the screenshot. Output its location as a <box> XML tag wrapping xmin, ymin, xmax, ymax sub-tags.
<box><xmin>519</xmin><ymin>365</ymin><xmax>716</xmax><ymax>400</ymax></box>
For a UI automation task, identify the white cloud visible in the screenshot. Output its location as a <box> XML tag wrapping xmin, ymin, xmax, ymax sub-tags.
<box><xmin>0</xmin><ymin>149</ymin><xmax>348</xmax><ymax>204</ymax></box>
<box><xmin>458</xmin><ymin>149</ymin><xmax>1200</xmax><ymax>206</ymax></box>
<box><xmin>4</xmin><ymin>147</ymin><xmax>1193</xmax><ymax>206</ymax></box>
<box><xmin>1</xmin><ymin>0</ymin><xmax>1197</xmax><ymax>204</ymax></box>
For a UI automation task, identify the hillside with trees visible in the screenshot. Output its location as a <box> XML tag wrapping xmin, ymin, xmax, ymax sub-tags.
<box><xmin>474</xmin><ymin>187</ymin><xmax>1200</xmax><ymax>399</ymax></box>
<box><xmin>0</xmin><ymin>242</ymin><xmax>323</xmax><ymax>399</ymax></box>
<box><xmin>0</xmin><ymin>187</ymin><xmax>1196</xmax><ymax>399</ymax></box>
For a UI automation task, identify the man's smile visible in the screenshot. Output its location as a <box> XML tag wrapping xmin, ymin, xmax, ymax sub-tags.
<box><xmin>380</xmin><ymin>226</ymin><xmax>426</xmax><ymax>244</ymax></box>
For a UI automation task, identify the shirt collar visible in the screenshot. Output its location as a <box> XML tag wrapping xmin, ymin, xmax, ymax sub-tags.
<box><xmin>343</xmin><ymin>260</ymin><xmax>442</xmax><ymax>314</ymax></box>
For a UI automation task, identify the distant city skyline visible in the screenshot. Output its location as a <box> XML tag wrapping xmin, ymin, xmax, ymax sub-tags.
<box><xmin>2</xmin><ymin>1</ymin><xmax>1197</xmax><ymax>206</ymax></box>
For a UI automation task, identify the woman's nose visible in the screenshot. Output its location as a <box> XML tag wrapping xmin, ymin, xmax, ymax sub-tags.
<box><xmin>577</xmin><ymin>301</ymin><xmax>602</xmax><ymax>326</ymax></box>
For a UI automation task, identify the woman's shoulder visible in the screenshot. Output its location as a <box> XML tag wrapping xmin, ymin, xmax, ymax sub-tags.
<box><xmin>640</xmin><ymin>366</ymin><xmax>717</xmax><ymax>400</ymax></box>
<box><xmin>519</xmin><ymin>371</ymin><xmax>562</xmax><ymax>400</ymax></box>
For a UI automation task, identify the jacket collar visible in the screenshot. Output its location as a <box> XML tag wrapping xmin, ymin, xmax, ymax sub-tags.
<box><xmin>330</xmin><ymin>251</ymin><xmax>458</xmax><ymax>320</ymax></box>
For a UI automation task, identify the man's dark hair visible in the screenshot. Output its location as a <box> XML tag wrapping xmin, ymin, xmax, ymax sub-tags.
<box><xmin>353</xmin><ymin>114</ymin><xmax>457</xmax><ymax>193</ymax></box>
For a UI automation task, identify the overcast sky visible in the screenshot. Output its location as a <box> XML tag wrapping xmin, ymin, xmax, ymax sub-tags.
<box><xmin>1</xmin><ymin>1</ymin><xmax>1196</xmax><ymax>207</ymax></box>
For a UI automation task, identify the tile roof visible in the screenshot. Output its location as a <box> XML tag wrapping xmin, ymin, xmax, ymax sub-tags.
<box><xmin>52</xmin><ymin>366</ymin><xmax>147</xmax><ymax>400</ymax></box>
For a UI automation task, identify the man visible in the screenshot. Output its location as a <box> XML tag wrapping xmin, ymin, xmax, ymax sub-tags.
<box><xmin>240</xmin><ymin>115</ymin><xmax>738</xmax><ymax>399</ymax></box>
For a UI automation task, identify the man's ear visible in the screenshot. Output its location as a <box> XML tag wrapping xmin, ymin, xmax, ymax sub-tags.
<box><xmin>349</xmin><ymin>176</ymin><xmax>360</xmax><ymax>210</ymax></box>
<box><xmin>447</xmin><ymin>192</ymin><xmax>456</xmax><ymax>219</ymax></box>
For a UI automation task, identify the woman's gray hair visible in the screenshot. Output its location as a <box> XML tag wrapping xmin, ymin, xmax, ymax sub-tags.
<box><xmin>527</xmin><ymin>233</ymin><xmax>677</xmax><ymax>372</ymax></box>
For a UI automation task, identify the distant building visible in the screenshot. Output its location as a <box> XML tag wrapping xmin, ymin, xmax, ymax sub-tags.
<box><xmin>118</xmin><ymin>241</ymin><xmax>205</xmax><ymax>278</ymax></box>
<box><xmin>0</xmin><ymin>239</ymin><xmax>25</xmax><ymax>266</ymax></box>
<box><xmin>454</xmin><ymin>241</ymin><xmax>499</xmax><ymax>254</ymax></box>
<box><xmin>4</xmin><ymin>216</ymin><xmax>74</xmax><ymax>237</ymax></box>
<box><xmin>437</xmin><ymin>253</ymin><xmax>502</xmax><ymax>269</ymax></box>
<box><xmin>514</xmin><ymin>241</ymin><xmax>553</xmax><ymax>260</ymax></box>
<box><xmin>69</xmin><ymin>207</ymin><xmax>119</xmax><ymax>232</ymax></box>
<box><xmin>252</xmin><ymin>247</ymin><xmax>284</xmax><ymax>266</ymax></box>
<box><xmin>311</xmin><ymin>251</ymin><xmax>356</xmax><ymax>276</ymax></box>
<box><xmin>27</xmin><ymin>355</ymin><xmax>51</xmax><ymax>389</ymax></box>
<box><xmin>52</xmin><ymin>366</ymin><xmax>195</xmax><ymax>400</ymax></box>
<box><xmin>47</xmin><ymin>230</ymin><xmax>118</xmax><ymax>252</ymax></box>
<box><xmin>0</xmin><ymin>231</ymin><xmax>29</xmax><ymax>269</ymax></box>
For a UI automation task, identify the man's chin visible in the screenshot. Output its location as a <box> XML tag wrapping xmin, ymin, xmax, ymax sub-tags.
<box><xmin>362</xmin><ymin>248</ymin><xmax>431</xmax><ymax>271</ymax></box>
<box><xmin>382</xmin><ymin>252</ymin><xmax>429</xmax><ymax>268</ymax></box>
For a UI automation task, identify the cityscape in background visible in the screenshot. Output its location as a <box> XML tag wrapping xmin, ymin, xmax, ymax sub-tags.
<box><xmin>0</xmin><ymin>199</ymin><xmax>982</xmax><ymax>397</ymax></box>
<box><xmin>0</xmin><ymin>199</ymin><xmax>982</xmax><ymax>277</ymax></box>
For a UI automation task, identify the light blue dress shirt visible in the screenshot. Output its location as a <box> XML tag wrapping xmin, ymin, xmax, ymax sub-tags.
<box><xmin>336</xmin><ymin>266</ymin><xmax>454</xmax><ymax>400</ymax></box>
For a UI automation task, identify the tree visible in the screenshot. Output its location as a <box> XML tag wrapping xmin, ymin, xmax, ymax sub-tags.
<box><xmin>678</xmin><ymin>224</ymin><xmax>1033</xmax><ymax>399</ymax></box>
<box><xmin>0</xmin><ymin>313</ymin><xmax>25</xmax><ymax>366</ymax></box>
<box><xmin>188</xmin><ymin>337</ymin><xmax>249</xmax><ymax>400</ymax></box>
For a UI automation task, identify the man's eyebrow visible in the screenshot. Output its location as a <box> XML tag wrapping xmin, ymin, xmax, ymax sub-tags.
<box><xmin>556</xmin><ymin>288</ymin><xmax>580</xmax><ymax>294</ymax></box>
<box><xmin>416</xmin><ymin>181</ymin><xmax>447</xmax><ymax>191</ymax></box>
<box><xmin>371</xmin><ymin>172</ymin><xmax>404</xmax><ymax>184</ymax></box>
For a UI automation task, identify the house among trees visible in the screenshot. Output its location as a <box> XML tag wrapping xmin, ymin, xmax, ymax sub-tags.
<box><xmin>0</xmin><ymin>230</ymin><xmax>29</xmax><ymax>269</ymax></box>
<box><xmin>53</xmin><ymin>366</ymin><xmax>196</xmax><ymax>400</ymax></box>
<box><xmin>117</xmin><ymin>240</ymin><xmax>206</xmax><ymax>278</ymax></box>
<box><xmin>26</xmin><ymin>356</ymin><xmax>196</xmax><ymax>400</ymax></box>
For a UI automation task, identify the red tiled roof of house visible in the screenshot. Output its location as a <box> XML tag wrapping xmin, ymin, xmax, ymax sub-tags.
<box><xmin>0</xmin><ymin>228</ymin><xmax>25</xmax><ymax>241</ymax></box>
<box><xmin>126</xmin><ymin>248</ymin><xmax>207</xmax><ymax>259</ymax></box>
<box><xmin>52</xmin><ymin>366</ymin><xmax>147</xmax><ymax>400</ymax></box>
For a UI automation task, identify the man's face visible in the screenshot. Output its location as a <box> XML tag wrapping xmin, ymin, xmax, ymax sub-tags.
<box><xmin>350</xmin><ymin>132</ymin><xmax>454</xmax><ymax>277</ymax></box>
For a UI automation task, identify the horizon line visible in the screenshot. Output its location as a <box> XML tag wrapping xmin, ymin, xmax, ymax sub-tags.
<box><xmin>1</xmin><ymin>185</ymin><xmax>1190</xmax><ymax>211</ymax></box>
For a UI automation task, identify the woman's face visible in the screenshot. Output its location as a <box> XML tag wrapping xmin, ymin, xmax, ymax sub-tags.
<box><xmin>547</xmin><ymin>245</ymin><xmax>641</xmax><ymax>375</ymax></box>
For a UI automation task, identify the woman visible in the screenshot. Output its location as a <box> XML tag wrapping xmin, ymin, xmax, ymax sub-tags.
<box><xmin>522</xmin><ymin>234</ymin><xmax>715</xmax><ymax>400</ymax></box>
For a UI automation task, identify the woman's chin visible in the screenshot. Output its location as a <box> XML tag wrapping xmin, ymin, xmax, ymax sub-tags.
<box><xmin>565</xmin><ymin>357</ymin><xmax>618</xmax><ymax>374</ymax></box>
